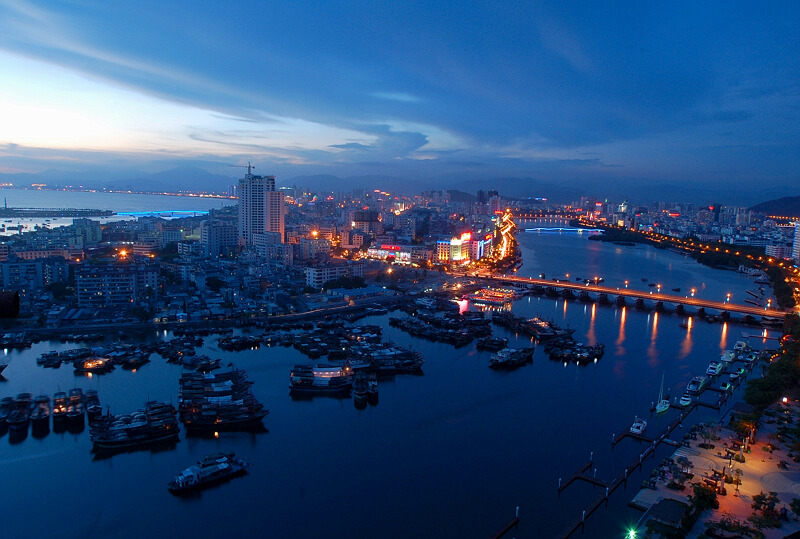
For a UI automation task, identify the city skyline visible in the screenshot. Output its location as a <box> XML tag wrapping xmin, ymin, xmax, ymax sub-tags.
<box><xmin>1</xmin><ymin>2</ymin><xmax>799</xmax><ymax>201</ymax></box>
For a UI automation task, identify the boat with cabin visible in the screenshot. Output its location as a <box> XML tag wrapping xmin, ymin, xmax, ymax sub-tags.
<box><xmin>630</xmin><ymin>417</ymin><xmax>647</xmax><ymax>435</ymax></box>
<box><xmin>706</xmin><ymin>361</ymin><xmax>724</xmax><ymax>376</ymax></box>
<box><xmin>66</xmin><ymin>388</ymin><xmax>85</xmax><ymax>421</ymax></box>
<box><xmin>488</xmin><ymin>348</ymin><xmax>534</xmax><ymax>369</ymax></box>
<box><xmin>30</xmin><ymin>395</ymin><xmax>51</xmax><ymax>426</ymax></box>
<box><xmin>90</xmin><ymin>400</ymin><xmax>179</xmax><ymax>450</ymax></box>
<box><xmin>52</xmin><ymin>391</ymin><xmax>68</xmax><ymax>421</ymax></box>
<box><xmin>168</xmin><ymin>453</ymin><xmax>248</xmax><ymax>494</ymax></box>
<box><xmin>655</xmin><ymin>373</ymin><xmax>670</xmax><ymax>414</ymax></box>
<box><xmin>179</xmin><ymin>369</ymin><xmax>267</xmax><ymax>431</ymax></box>
<box><xmin>0</xmin><ymin>396</ymin><xmax>13</xmax><ymax>425</ymax></box>
<box><xmin>7</xmin><ymin>393</ymin><xmax>33</xmax><ymax>430</ymax></box>
<box><xmin>687</xmin><ymin>376</ymin><xmax>708</xmax><ymax>394</ymax></box>
<box><xmin>290</xmin><ymin>364</ymin><xmax>353</xmax><ymax>393</ymax></box>
<box><xmin>85</xmin><ymin>390</ymin><xmax>102</xmax><ymax>422</ymax></box>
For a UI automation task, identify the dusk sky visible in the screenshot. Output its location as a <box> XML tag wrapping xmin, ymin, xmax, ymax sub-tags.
<box><xmin>1</xmin><ymin>1</ymin><xmax>799</xmax><ymax>198</ymax></box>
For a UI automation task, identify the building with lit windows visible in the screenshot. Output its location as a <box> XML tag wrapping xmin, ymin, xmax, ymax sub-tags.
<box><xmin>75</xmin><ymin>263</ymin><xmax>159</xmax><ymax>307</ymax></box>
<box><xmin>305</xmin><ymin>262</ymin><xmax>364</xmax><ymax>288</ymax></box>
<box><xmin>201</xmin><ymin>219</ymin><xmax>238</xmax><ymax>258</ymax></box>
<box><xmin>238</xmin><ymin>171</ymin><xmax>285</xmax><ymax>245</ymax></box>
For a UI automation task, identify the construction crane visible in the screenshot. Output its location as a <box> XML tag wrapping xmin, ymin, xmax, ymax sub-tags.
<box><xmin>229</xmin><ymin>162</ymin><xmax>255</xmax><ymax>175</ymax></box>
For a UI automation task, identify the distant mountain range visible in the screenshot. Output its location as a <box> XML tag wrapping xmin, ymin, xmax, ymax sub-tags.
<box><xmin>749</xmin><ymin>196</ymin><xmax>800</xmax><ymax>217</ymax></box>
<box><xmin>0</xmin><ymin>166</ymin><xmax>796</xmax><ymax>207</ymax></box>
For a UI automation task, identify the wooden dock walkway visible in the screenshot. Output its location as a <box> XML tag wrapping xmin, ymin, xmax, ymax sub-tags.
<box><xmin>554</xmin><ymin>404</ymin><xmax>697</xmax><ymax>539</ymax></box>
<box><xmin>490</xmin><ymin>508</ymin><xmax>520</xmax><ymax>539</ymax></box>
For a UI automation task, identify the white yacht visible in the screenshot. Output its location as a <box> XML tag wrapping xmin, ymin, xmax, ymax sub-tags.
<box><xmin>655</xmin><ymin>373</ymin><xmax>669</xmax><ymax>414</ymax></box>
<box><xmin>687</xmin><ymin>376</ymin><xmax>708</xmax><ymax>394</ymax></box>
<box><xmin>630</xmin><ymin>417</ymin><xmax>647</xmax><ymax>435</ymax></box>
<box><xmin>706</xmin><ymin>361</ymin><xmax>724</xmax><ymax>376</ymax></box>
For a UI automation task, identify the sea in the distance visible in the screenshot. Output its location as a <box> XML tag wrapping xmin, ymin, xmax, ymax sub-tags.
<box><xmin>0</xmin><ymin>188</ymin><xmax>235</xmax><ymax>231</ymax></box>
<box><xmin>0</xmin><ymin>214</ymin><xmax>779</xmax><ymax>538</ymax></box>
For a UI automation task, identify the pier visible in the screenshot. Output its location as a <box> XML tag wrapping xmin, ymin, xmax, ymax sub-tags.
<box><xmin>553</xmin><ymin>359</ymin><xmax>756</xmax><ymax>538</ymax></box>
<box><xmin>555</xmin><ymin>405</ymin><xmax>697</xmax><ymax>539</ymax></box>
<box><xmin>490</xmin><ymin>507</ymin><xmax>520</xmax><ymax>539</ymax></box>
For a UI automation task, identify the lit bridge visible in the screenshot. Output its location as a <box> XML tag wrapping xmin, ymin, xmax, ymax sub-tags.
<box><xmin>470</xmin><ymin>274</ymin><xmax>787</xmax><ymax>319</ymax></box>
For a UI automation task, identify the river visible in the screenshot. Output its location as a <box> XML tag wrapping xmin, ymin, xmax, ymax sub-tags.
<box><xmin>0</xmin><ymin>219</ymin><xmax>779</xmax><ymax>539</ymax></box>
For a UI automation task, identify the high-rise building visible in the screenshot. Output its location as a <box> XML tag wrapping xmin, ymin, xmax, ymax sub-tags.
<box><xmin>202</xmin><ymin>219</ymin><xmax>238</xmax><ymax>258</ymax></box>
<box><xmin>238</xmin><ymin>172</ymin><xmax>285</xmax><ymax>245</ymax></box>
<box><xmin>792</xmin><ymin>223</ymin><xmax>800</xmax><ymax>262</ymax></box>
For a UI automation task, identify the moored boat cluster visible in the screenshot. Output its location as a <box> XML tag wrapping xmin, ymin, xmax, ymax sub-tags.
<box><xmin>178</xmin><ymin>369</ymin><xmax>268</xmax><ymax>431</ymax></box>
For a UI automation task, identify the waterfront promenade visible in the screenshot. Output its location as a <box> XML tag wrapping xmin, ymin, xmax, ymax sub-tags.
<box><xmin>629</xmin><ymin>400</ymin><xmax>800</xmax><ymax>538</ymax></box>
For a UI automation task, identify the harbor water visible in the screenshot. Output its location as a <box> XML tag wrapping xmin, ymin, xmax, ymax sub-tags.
<box><xmin>0</xmin><ymin>218</ymin><xmax>778</xmax><ymax>538</ymax></box>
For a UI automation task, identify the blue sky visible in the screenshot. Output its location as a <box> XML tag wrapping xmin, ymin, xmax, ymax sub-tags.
<box><xmin>0</xmin><ymin>0</ymin><xmax>798</xmax><ymax>197</ymax></box>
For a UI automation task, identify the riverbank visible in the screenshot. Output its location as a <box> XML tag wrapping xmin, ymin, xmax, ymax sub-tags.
<box><xmin>629</xmin><ymin>397</ymin><xmax>800</xmax><ymax>538</ymax></box>
<box><xmin>577</xmin><ymin>218</ymin><xmax>796</xmax><ymax>309</ymax></box>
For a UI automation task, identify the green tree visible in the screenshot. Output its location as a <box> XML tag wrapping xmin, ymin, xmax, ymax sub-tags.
<box><xmin>752</xmin><ymin>491</ymin><xmax>780</xmax><ymax>513</ymax></box>
<box><xmin>690</xmin><ymin>482</ymin><xmax>719</xmax><ymax>510</ymax></box>
<box><xmin>790</xmin><ymin>498</ymin><xmax>800</xmax><ymax>520</ymax></box>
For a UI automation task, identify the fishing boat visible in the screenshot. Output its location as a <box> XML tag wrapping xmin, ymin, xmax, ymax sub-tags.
<box><xmin>179</xmin><ymin>369</ymin><xmax>267</xmax><ymax>431</ymax></box>
<box><xmin>0</xmin><ymin>396</ymin><xmax>14</xmax><ymax>424</ymax></box>
<box><xmin>290</xmin><ymin>364</ymin><xmax>353</xmax><ymax>394</ymax></box>
<box><xmin>488</xmin><ymin>348</ymin><xmax>534</xmax><ymax>369</ymax></box>
<box><xmin>7</xmin><ymin>393</ymin><xmax>33</xmax><ymax>430</ymax></box>
<box><xmin>476</xmin><ymin>336</ymin><xmax>509</xmax><ymax>351</ymax></box>
<box><xmin>655</xmin><ymin>373</ymin><xmax>670</xmax><ymax>414</ymax></box>
<box><xmin>30</xmin><ymin>395</ymin><xmax>51</xmax><ymax>426</ymax></box>
<box><xmin>85</xmin><ymin>390</ymin><xmax>102</xmax><ymax>422</ymax></box>
<box><xmin>353</xmin><ymin>375</ymin><xmax>369</xmax><ymax>400</ymax></box>
<box><xmin>168</xmin><ymin>453</ymin><xmax>248</xmax><ymax>494</ymax></box>
<box><xmin>367</xmin><ymin>374</ymin><xmax>379</xmax><ymax>404</ymax></box>
<box><xmin>630</xmin><ymin>417</ymin><xmax>647</xmax><ymax>435</ymax></box>
<box><xmin>52</xmin><ymin>391</ymin><xmax>68</xmax><ymax>421</ymax></box>
<box><xmin>73</xmin><ymin>357</ymin><xmax>114</xmax><ymax>374</ymax></box>
<box><xmin>90</xmin><ymin>401</ymin><xmax>179</xmax><ymax>450</ymax></box>
<box><xmin>66</xmin><ymin>388</ymin><xmax>85</xmax><ymax>421</ymax></box>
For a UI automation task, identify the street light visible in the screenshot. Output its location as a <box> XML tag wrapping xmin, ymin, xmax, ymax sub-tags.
<box><xmin>726</xmin><ymin>293</ymin><xmax>731</xmax><ymax>303</ymax></box>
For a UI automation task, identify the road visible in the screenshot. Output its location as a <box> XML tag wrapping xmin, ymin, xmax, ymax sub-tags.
<box><xmin>470</xmin><ymin>273</ymin><xmax>787</xmax><ymax>319</ymax></box>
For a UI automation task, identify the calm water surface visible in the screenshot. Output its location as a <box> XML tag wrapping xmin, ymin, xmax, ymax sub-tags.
<box><xmin>0</xmin><ymin>188</ymin><xmax>235</xmax><ymax>230</ymax></box>
<box><xmin>0</xmin><ymin>224</ymin><xmax>777</xmax><ymax>539</ymax></box>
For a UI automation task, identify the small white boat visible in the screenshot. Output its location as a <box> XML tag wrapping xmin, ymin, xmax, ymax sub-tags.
<box><xmin>679</xmin><ymin>394</ymin><xmax>693</xmax><ymax>406</ymax></box>
<box><xmin>719</xmin><ymin>350</ymin><xmax>735</xmax><ymax>363</ymax></box>
<box><xmin>630</xmin><ymin>417</ymin><xmax>647</xmax><ymax>435</ymax></box>
<box><xmin>655</xmin><ymin>373</ymin><xmax>669</xmax><ymax>414</ymax></box>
